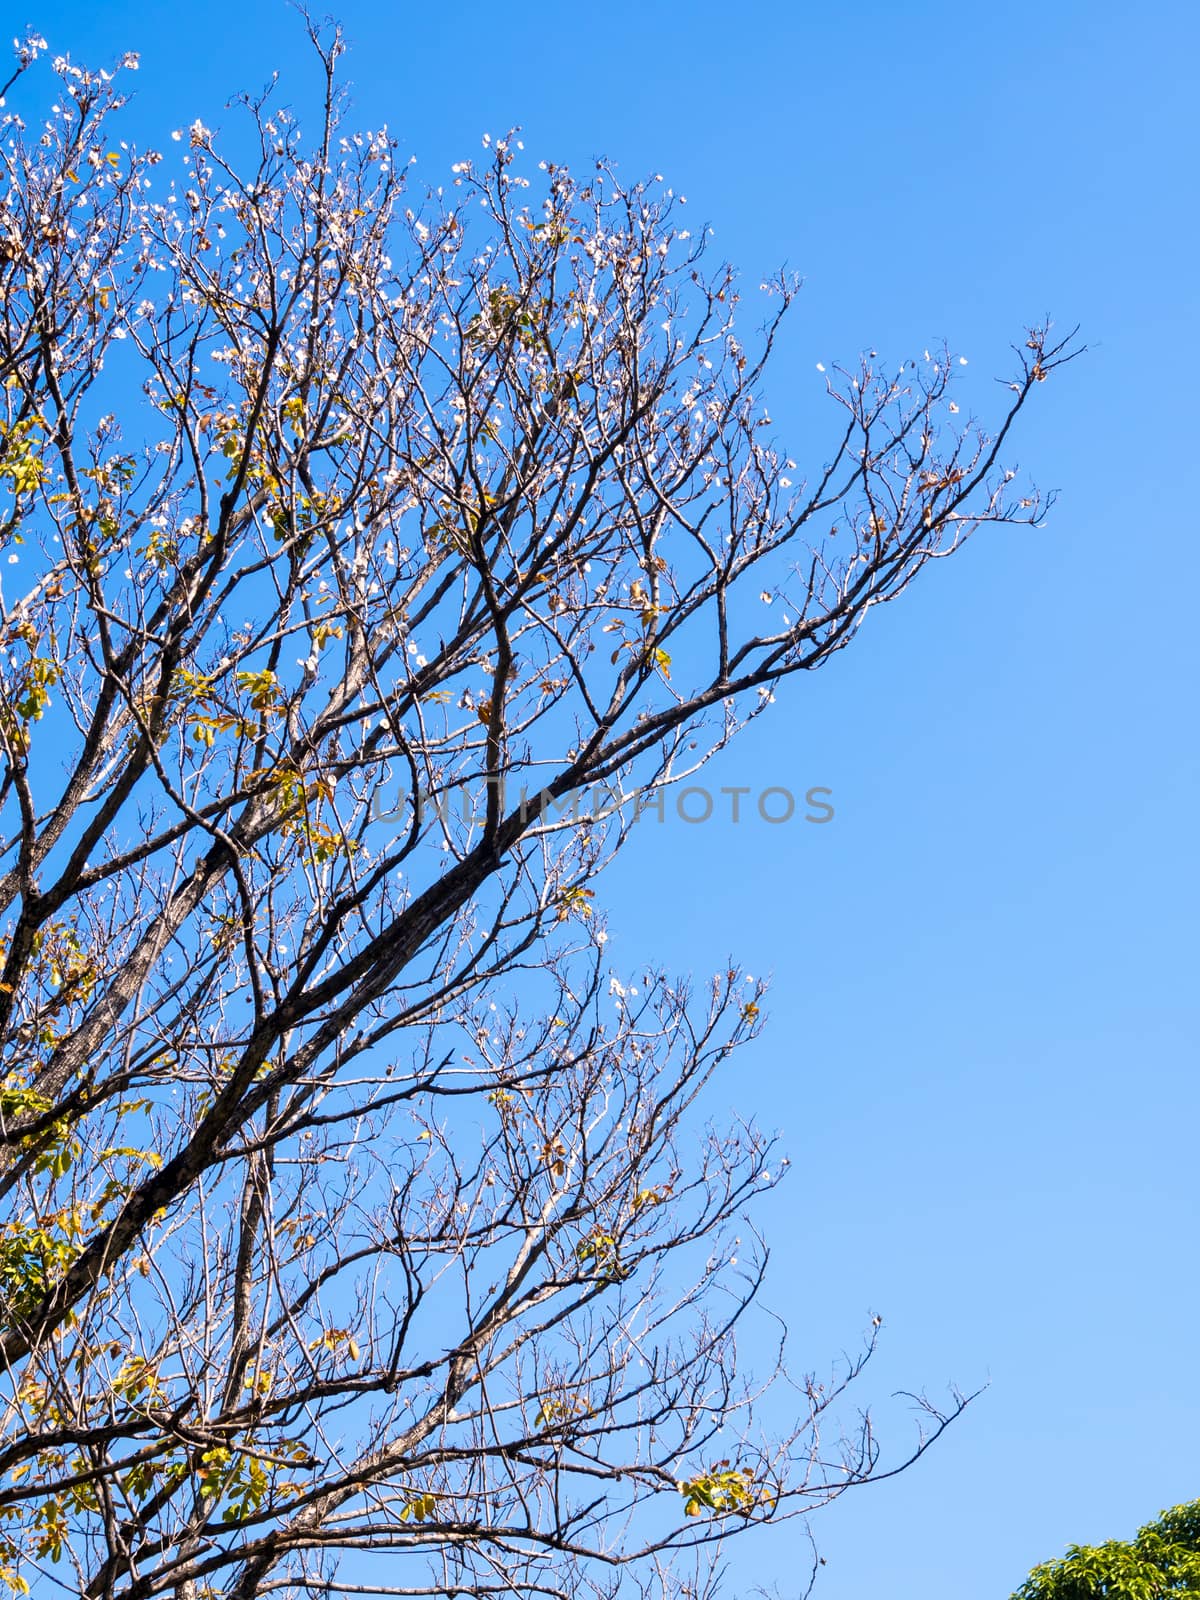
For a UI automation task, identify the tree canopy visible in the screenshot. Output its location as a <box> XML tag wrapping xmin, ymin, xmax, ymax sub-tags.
<box><xmin>1013</xmin><ymin>1502</ymin><xmax>1200</xmax><ymax>1599</ymax></box>
<box><xmin>0</xmin><ymin>23</ymin><xmax>1074</xmax><ymax>1600</ymax></box>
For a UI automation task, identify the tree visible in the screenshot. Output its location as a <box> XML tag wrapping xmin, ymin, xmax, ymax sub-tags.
<box><xmin>0</xmin><ymin>23</ymin><xmax>1076</xmax><ymax>1600</ymax></box>
<box><xmin>1013</xmin><ymin>1503</ymin><xmax>1200</xmax><ymax>1598</ymax></box>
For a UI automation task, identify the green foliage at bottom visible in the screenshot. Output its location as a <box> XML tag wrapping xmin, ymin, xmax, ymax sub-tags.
<box><xmin>1014</xmin><ymin>1502</ymin><xmax>1200</xmax><ymax>1599</ymax></box>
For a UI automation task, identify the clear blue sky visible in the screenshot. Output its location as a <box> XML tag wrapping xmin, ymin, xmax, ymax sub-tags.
<box><xmin>19</xmin><ymin>0</ymin><xmax>1199</xmax><ymax>1594</ymax></box>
